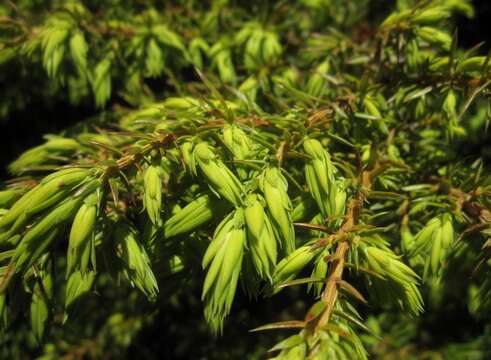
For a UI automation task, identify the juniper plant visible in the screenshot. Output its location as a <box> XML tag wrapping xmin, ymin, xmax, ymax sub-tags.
<box><xmin>0</xmin><ymin>0</ymin><xmax>491</xmax><ymax>358</ymax></box>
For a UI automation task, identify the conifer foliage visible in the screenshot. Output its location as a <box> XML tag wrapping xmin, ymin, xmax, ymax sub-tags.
<box><xmin>1</xmin><ymin>0</ymin><xmax>491</xmax><ymax>358</ymax></box>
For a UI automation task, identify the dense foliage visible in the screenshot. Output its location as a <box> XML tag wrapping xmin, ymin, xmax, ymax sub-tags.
<box><xmin>1</xmin><ymin>0</ymin><xmax>491</xmax><ymax>358</ymax></box>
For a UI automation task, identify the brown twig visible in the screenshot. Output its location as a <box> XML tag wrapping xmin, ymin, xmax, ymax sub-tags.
<box><xmin>313</xmin><ymin>198</ymin><xmax>360</xmax><ymax>331</ymax></box>
<box><xmin>310</xmin><ymin>163</ymin><xmax>374</xmax><ymax>332</ymax></box>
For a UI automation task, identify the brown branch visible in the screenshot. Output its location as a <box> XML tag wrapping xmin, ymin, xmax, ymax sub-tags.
<box><xmin>313</xmin><ymin>198</ymin><xmax>360</xmax><ymax>331</ymax></box>
<box><xmin>310</xmin><ymin>164</ymin><xmax>374</xmax><ymax>332</ymax></box>
<box><xmin>433</xmin><ymin>177</ymin><xmax>491</xmax><ymax>223</ymax></box>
